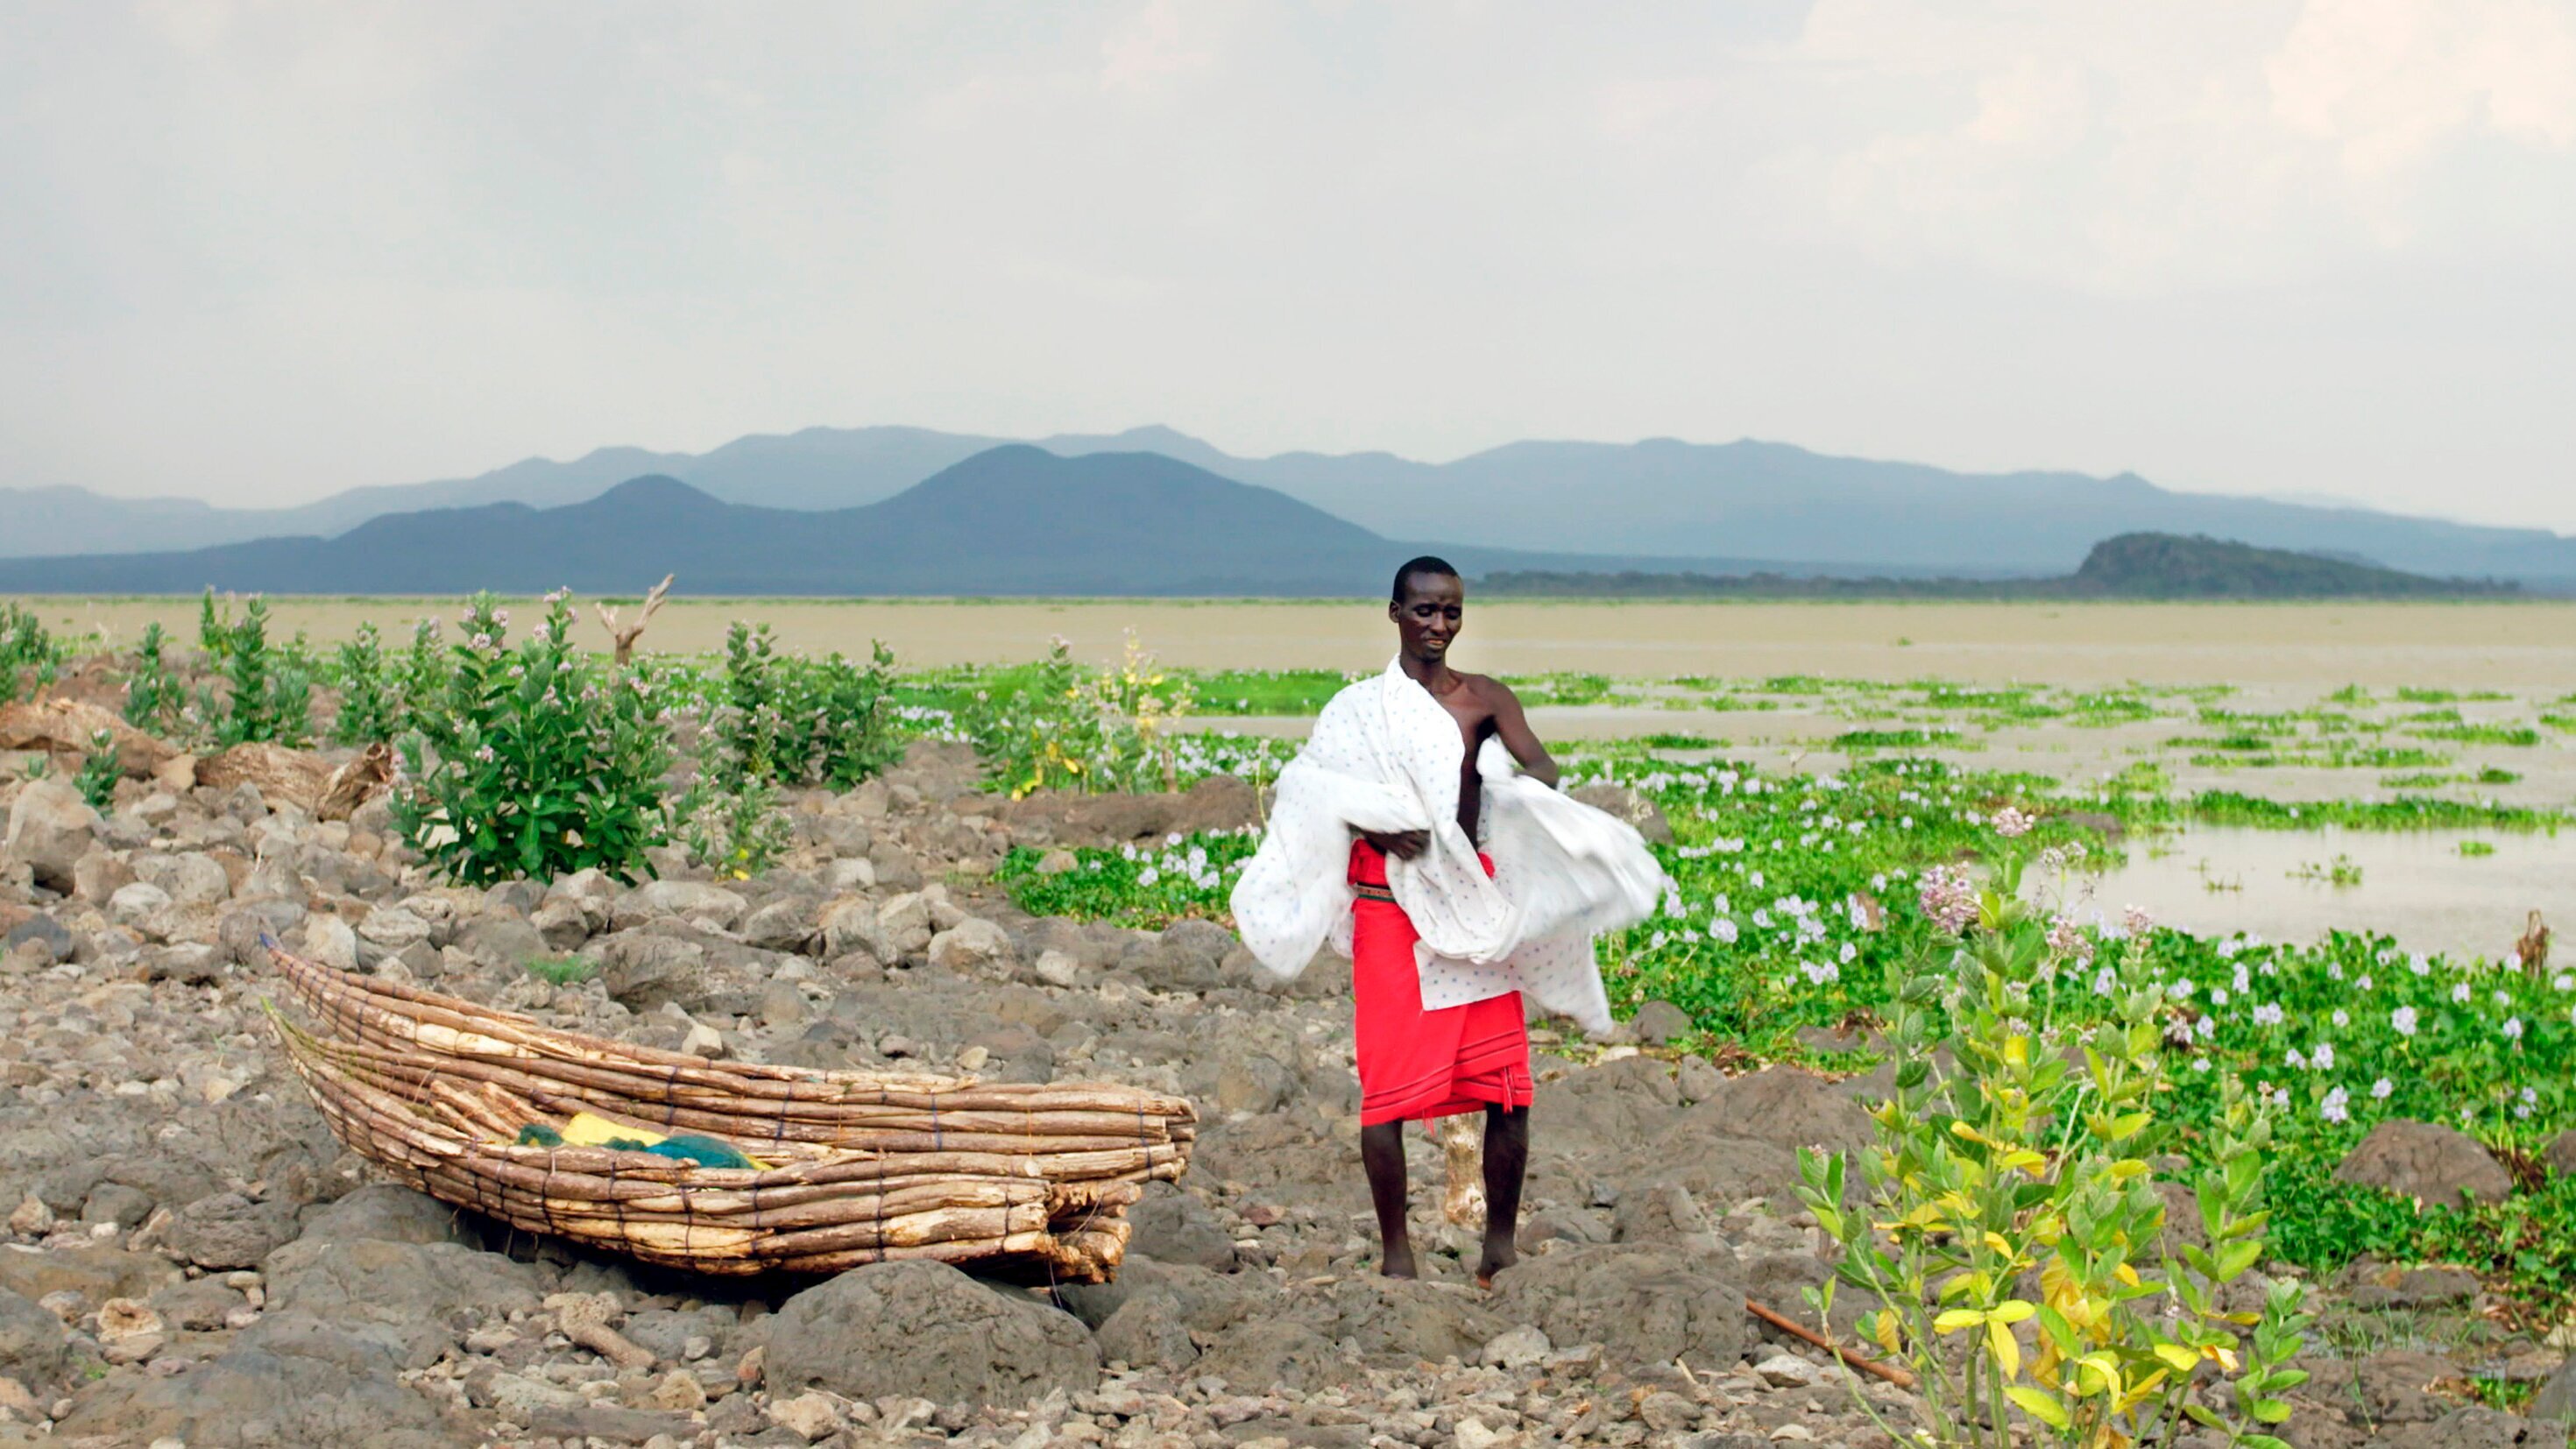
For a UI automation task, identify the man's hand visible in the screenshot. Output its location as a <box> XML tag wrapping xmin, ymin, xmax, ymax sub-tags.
<box><xmin>1361</xmin><ymin>829</ymin><xmax>1431</xmax><ymax>860</ymax></box>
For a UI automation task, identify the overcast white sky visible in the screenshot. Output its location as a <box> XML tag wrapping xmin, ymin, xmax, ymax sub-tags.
<box><xmin>4</xmin><ymin>0</ymin><xmax>2573</xmax><ymax>530</ymax></box>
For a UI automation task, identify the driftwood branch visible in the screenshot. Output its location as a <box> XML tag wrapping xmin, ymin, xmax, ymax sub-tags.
<box><xmin>597</xmin><ymin>575</ymin><xmax>674</xmax><ymax>665</ymax></box>
<box><xmin>1743</xmin><ymin>1298</ymin><xmax>1918</xmax><ymax>1389</ymax></box>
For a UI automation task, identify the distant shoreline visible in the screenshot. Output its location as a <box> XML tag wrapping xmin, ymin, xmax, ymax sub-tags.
<box><xmin>7</xmin><ymin>591</ymin><xmax>2571</xmax><ymax>608</ymax></box>
<box><xmin>12</xmin><ymin>597</ymin><xmax>2574</xmax><ymax>690</ymax></box>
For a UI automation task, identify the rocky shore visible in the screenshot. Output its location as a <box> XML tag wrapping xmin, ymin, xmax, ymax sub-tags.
<box><xmin>0</xmin><ymin>740</ymin><xmax>2564</xmax><ymax>1448</ymax></box>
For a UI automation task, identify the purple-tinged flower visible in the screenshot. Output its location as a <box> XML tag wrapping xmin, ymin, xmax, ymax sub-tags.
<box><xmin>1916</xmin><ymin>866</ymin><xmax>1978</xmax><ymax>935</ymax></box>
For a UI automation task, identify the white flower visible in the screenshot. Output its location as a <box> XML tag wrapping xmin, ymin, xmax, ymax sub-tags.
<box><xmin>2321</xmin><ymin>1086</ymin><xmax>2351</xmax><ymax>1124</ymax></box>
<box><xmin>2314</xmin><ymin>1042</ymin><xmax>2335</xmax><ymax>1071</ymax></box>
<box><xmin>1136</xmin><ymin>868</ymin><xmax>1160</xmax><ymax>887</ymax></box>
<box><xmin>2410</xmin><ymin>955</ymin><xmax>2431</xmax><ymax>977</ymax></box>
<box><xmin>1993</xmin><ymin>806</ymin><xmax>2035</xmax><ymax>838</ymax></box>
<box><xmin>2392</xmin><ymin>1007</ymin><xmax>2418</xmax><ymax>1037</ymax></box>
<box><xmin>2286</xmin><ymin>1048</ymin><xmax>2308</xmax><ymax>1070</ymax></box>
<box><xmin>2252</xmin><ymin>1002</ymin><xmax>2284</xmax><ymax>1027</ymax></box>
<box><xmin>2503</xmin><ymin>1017</ymin><xmax>2524</xmax><ymax>1042</ymax></box>
<box><xmin>2212</xmin><ymin>988</ymin><xmax>2231</xmax><ymax>1006</ymax></box>
<box><xmin>2332</xmin><ymin>1009</ymin><xmax>2349</xmax><ymax>1028</ymax></box>
<box><xmin>2357</xmin><ymin>974</ymin><xmax>2374</xmax><ymax>991</ymax></box>
<box><xmin>2557</xmin><ymin>974</ymin><xmax>2575</xmax><ymax>993</ymax></box>
<box><xmin>1712</xmin><ymin>919</ymin><xmax>1740</xmax><ymax>945</ymax></box>
<box><xmin>2371</xmin><ymin>1078</ymin><xmax>2393</xmax><ymax>1099</ymax></box>
<box><xmin>2451</xmin><ymin>982</ymin><xmax>2472</xmax><ymax>1004</ymax></box>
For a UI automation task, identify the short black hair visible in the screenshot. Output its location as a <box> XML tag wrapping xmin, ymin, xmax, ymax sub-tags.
<box><xmin>1391</xmin><ymin>555</ymin><xmax>1461</xmax><ymax>604</ymax></box>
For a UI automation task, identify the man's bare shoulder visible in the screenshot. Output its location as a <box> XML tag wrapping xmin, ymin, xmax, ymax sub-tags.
<box><xmin>1455</xmin><ymin>672</ymin><xmax>1526</xmax><ymax>713</ymax></box>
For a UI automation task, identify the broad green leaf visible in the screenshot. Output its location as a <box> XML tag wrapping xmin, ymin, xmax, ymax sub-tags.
<box><xmin>2005</xmin><ymin>1387</ymin><xmax>2070</xmax><ymax>1429</ymax></box>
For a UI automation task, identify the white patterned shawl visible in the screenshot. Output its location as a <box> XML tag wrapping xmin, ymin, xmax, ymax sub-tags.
<box><xmin>1228</xmin><ymin>658</ymin><xmax>1667</xmax><ymax>1035</ymax></box>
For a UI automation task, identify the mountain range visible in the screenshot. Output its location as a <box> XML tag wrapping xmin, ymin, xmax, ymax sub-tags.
<box><xmin>0</xmin><ymin>448</ymin><xmax>1792</xmax><ymax>597</ymax></box>
<box><xmin>6</xmin><ymin>424</ymin><xmax>2572</xmax><ymax>589</ymax></box>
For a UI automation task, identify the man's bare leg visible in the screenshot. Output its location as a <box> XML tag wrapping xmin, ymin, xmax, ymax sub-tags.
<box><xmin>1476</xmin><ymin>1104</ymin><xmax>1529</xmax><ymax>1286</ymax></box>
<box><xmin>1360</xmin><ymin>1120</ymin><xmax>1416</xmax><ymax>1278</ymax></box>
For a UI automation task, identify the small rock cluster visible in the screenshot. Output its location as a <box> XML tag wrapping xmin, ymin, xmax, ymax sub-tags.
<box><xmin>0</xmin><ymin>741</ymin><xmax>2566</xmax><ymax>1447</ymax></box>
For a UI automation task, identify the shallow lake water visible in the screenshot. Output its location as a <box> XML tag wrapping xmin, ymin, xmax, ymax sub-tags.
<box><xmin>2054</xmin><ymin>826</ymin><xmax>2576</xmax><ymax>965</ymax></box>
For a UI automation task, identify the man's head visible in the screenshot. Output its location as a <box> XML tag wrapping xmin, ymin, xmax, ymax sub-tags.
<box><xmin>1389</xmin><ymin>555</ymin><xmax>1464</xmax><ymax>664</ymax></box>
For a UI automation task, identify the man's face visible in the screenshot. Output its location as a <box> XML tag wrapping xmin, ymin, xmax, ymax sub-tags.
<box><xmin>1390</xmin><ymin>572</ymin><xmax>1464</xmax><ymax>662</ymax></box>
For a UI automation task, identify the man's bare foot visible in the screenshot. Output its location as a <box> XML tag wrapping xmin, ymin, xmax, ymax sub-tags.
<box><xmin>1474</xmin><ymin>1238</ymin><xmax>1517</xmax><ymax>1288</ymax></box>
<box><xmin>1380</xmin><ymin>1242</ymin><xmax>1419</xmax><ymax>1279</ymax></box>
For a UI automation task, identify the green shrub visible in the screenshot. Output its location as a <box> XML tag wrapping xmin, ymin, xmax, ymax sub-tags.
<box><xmin>196</xmin><ymin>587</ymin><xmax>228</xmax><ymax>661</ymax></box>
<box><xmin>397</xmin><ymin>617</ymin><xmax>455</xmax><ymax>736</ymax></box>
<box><xmin>0</xmin><ymin>603</ymin><xmax>55</xmax><ymax>703</ymax></box>
<box><xmin>74</xmin><ymin>728</ymin><xmax>120</xmax><ymax>811</ymax></box>
<box><xmin>527</xmin><ymin>954</ymin><xmax>598</xmax><ymax>986</ymax></box>
<box><xmin>671</xmin><ymin>767</ymin><xmax>793</xmax><ymax>880</ymax></box>
<box><xmin>1796</xmin><ymin>842</ymin><xmax>2309</xmax><ymax>1448</ymax></box>
<box><xmin>121</xmin><ymin>622</ymin><xmax>183</xmax><ymax>736</ymax></box>
<box><xmin>704</xmin><ymin>621</ymin><xmax>903</xmax><ymax>792</ymax></box>
<box><xmin>199</xmin><ymin>595</ymin><xmax>312</xmax><ymax>746</ymax></box>
<box><xmin>782</xmin><ymin>641</ymin><xmax>905</xmax><ymax>788</ymax></box>
<box><xmin>329</xmin><ymin>622</ymin><xmax>400</xmax><ymax>746</ymax></box>
<box><xmin>392</xmin><ymin>591</ymin><xmax>671</xmax><ymax>885</ymax></box>
<box><xmin>962</xmin><ymin>634</ymin><xmax>1195</xmax><ymax>797</ymax></box>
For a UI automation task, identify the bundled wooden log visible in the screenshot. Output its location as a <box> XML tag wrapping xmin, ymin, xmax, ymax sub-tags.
<box><xmin>264</xmin><ymin>944</ymin><xmax>1193</xmax><ymax>1281</ymax></box>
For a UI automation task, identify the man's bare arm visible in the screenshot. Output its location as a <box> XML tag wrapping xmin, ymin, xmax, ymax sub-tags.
<box><xmin>1483</xmin><ymin>680</ymin><xmax>1559</xmax><ymax>788</ymax></box>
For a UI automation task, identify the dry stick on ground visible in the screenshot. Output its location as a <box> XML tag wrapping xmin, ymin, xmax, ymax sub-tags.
<box><xmin>1742</xmin><ymin>1298</ymin><xmax>1919</xmax><ymax>1390</ymax></box>
<box><xmin>596</xmin><ymin>574</ymin><xmax>674</xmax><ymax>665</ymax></box>
<box><xmin>1439</xmin><ymin>1114</ymin><xmax>1484</xmax><ymax>1226</ymax></box>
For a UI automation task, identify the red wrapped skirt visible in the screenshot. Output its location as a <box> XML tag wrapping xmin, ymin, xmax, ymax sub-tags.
<box><xmin>1348</xmin><ymin>838</ymin><xmax>1533</xmax><ymax>1127</ymax></box>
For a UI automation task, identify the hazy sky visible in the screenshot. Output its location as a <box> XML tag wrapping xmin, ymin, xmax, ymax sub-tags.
<box><xmin>4</xmin><ymin>1</ymin><xmax>2573</xmax><ymax>531</ymax></box>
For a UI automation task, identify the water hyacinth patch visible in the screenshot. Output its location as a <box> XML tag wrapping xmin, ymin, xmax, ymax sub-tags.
<box><xmin>972</xmin><ymin>695</ymin><xmax>2576</xmax><ymax>1312</ymax></box>
<box><xmin>996</xmin><ymin>828</ymin><xmax>1263</xmax><ymax>928</ymax></box>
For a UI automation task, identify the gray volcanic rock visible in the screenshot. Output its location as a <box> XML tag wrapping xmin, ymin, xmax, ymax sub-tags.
<box><xmin>1194</xmin><ymin>1318</ymin><xmax>1347</xmax><ymax>1395</ymax></box>
<box><xmin>56</xmin><ymin>1318</ymin><xmax>472</xmax><ymax>1448</ymax></box>
<box><xmin>1127</xmin><ymin>1184</ymin><xmax>1239</xmax><ymax>1272</ymax></box>
<box><xmin>1490</xmin><ymin>1244</ymin><xmax>1754</xmax><ymax>1371</ymax></box>
<box><xmin>1570</xmin><ymin>781</ymin><xmax>1672</xmax><ymax>845</ymax></box>
<box><xmin>2333</xmin><ymin>1119</ymin><xmax>2514</xmax><ymax>1205</ymax></box>
<box><xmin>296</xmin><ymin>1184</ymin><xmax>477</xmax><ymax>1247</ymax></box>
<box><xmin>263</xmin><ymin>1238</ymin><xmax>545</xmax><ymax>1368</ymax></box>
<box><xmin>4</xmin><ymin>780</ymin><xmax>98</xmax><ymax>892</ymax></box>
<box><xmin>165</xmin><ymin>1190</ymin><xmax>301</xmax><ymax>1269</ymax></box>
<box><xmin>763</xmin><ymin>1260</ymin><xmax>1101</xmax><ymax>1405</ymax></box>
<box><xmin>0</xmin><ymin>1285</ymin><xmax>70</xmax><ymax>1389</ymax></box>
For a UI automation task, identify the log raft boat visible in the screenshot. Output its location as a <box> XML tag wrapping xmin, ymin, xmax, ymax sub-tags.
<box><xmin>265</xmin><ymin>944</ymin><xmax>1193</xmax><ymax>1281</ymax></box>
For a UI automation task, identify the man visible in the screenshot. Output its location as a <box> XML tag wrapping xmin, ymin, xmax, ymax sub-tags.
<box><xmin>1231</xmin><ymin>556</ymin><xmax>1665</xmax><ymax>1284</ymax></box>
